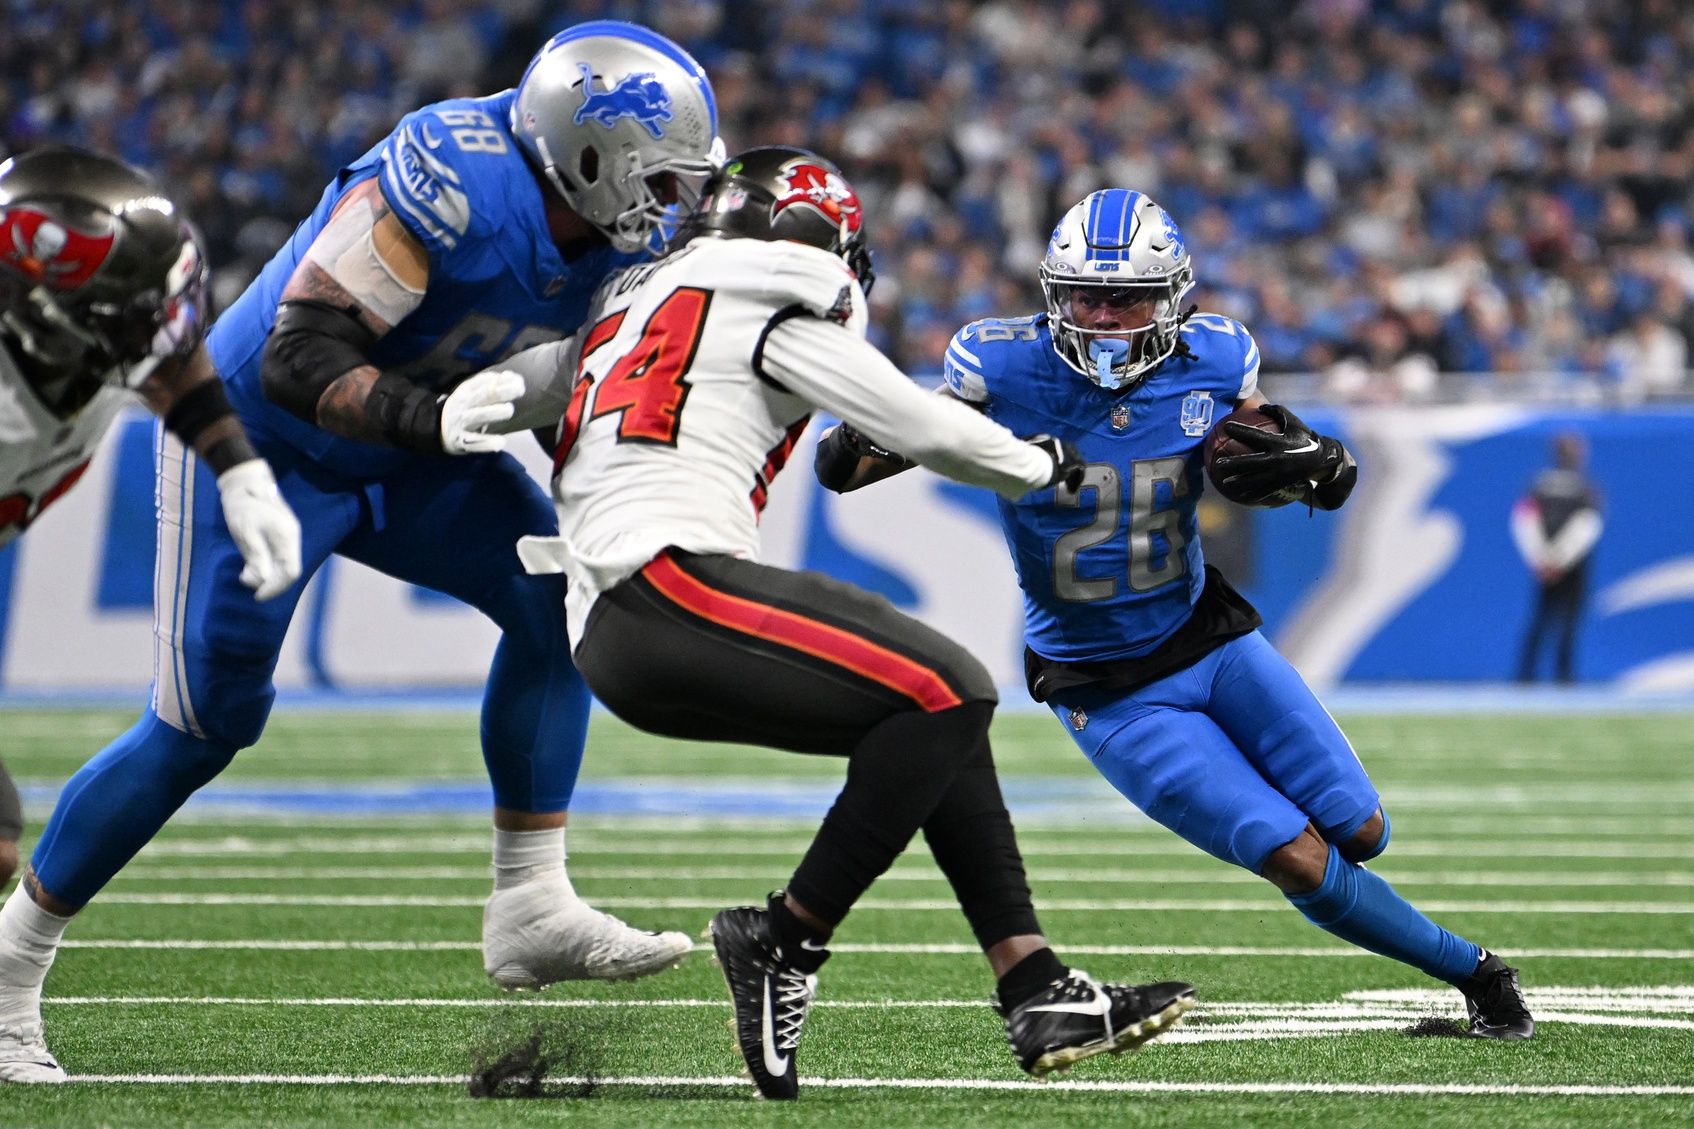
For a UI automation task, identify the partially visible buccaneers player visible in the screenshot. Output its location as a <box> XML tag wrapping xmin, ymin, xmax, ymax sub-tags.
<box><xmin>0</xmin><ymin>146</ymin><xmax>300</xmax><ymax>904</ymax></box>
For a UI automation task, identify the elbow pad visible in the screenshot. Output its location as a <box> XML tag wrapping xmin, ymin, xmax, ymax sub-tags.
<box><xmin>261</xmin><ymin>300</ymin><xmax>378</xmax><ymax>423</ymax></box>
<box><xmin>1309</xmin><ymin>456</ymin><xmax>1357</xmax><ymax>511</ymax></box>
<box><xmin>814</xmin><ymin>425</ymin><xmax>862</xmax><ymax>493</ymax></box>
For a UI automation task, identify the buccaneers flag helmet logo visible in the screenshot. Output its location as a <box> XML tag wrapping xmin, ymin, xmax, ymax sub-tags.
<box><xmin>771</xmin><ymin>161</ymin><xmax>862</xmax><ymax>233</ymax></box>
<box><xmin>0</xmin><ymin>207</ymin><xmax>116</xmax><ymax>292</ymax></box>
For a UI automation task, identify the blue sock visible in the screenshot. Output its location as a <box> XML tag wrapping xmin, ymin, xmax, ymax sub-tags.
<box><xmin>1287</xmin><ymin>843</ymin><xmax>1481</xmax><ymax>985</ymax></box>
<box><xmin>31</xmin><ymin>710</ymin><xmax>235</xmax><ymax>907</ymax></box>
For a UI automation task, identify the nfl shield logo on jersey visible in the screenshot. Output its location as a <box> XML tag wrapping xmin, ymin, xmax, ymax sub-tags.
<box><xmin>1180</xmin><ymin>390</ymin><xmax>1214</xmax><ymax>437</ymax></box>
<box><xmin>1068</xmin><ymin>707</ymin><xmax>1088</xmax><ymax>731</ymax></box>
<box><xmin>1110</xmin><ymin>403</ymin><xmax>1131</xmax><ymax>432</ymax></box>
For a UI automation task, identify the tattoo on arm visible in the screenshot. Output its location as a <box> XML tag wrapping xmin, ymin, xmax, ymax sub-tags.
<box><xmin>315</xmin><ymin>365</ymin><xmax>391</xmax><ymax>443</ymax></box>
<box><xmin>275</xmin><ymin>180</ymin><xmax>420</xmax><ymax>443</ymax></box>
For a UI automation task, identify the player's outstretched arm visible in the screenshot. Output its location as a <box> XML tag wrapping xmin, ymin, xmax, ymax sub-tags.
<box><xmin>763</xmin><ymin>316</ymin><xmax>1071</xmax><ymax>499</ymax></box>
<box><xmin>138</xmin><ymin>346</ymin><xmax>302</xmax><ymax>600</ymax></box>
<box><xmin>260</xmin><ymin>179</ymin><xmax>470</xmax><ymax>453</ymax></box>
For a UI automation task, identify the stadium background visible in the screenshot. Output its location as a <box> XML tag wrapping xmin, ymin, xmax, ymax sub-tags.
<box><xmin>3</xmin><ymin>0</ymin><xmax>1693</xmax><ymax>693</ymax></box>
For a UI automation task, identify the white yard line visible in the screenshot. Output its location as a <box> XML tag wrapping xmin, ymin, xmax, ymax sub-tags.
<box><xmin>56</xmin><ymin>939</ymin><xmax>1694</xmax><ymax>959</ymax></box>
<box><xmin>109</xmin><ymin>864</ymin><xmax>1694</xmax><ymax>888</ymax></box>
<box><xmin>132</xmin><ymin>836</ymin><xmax>1694</xmax><ymax>860</ymax></box>
<box><xmin>85</xmin><ymin>892</ymin><xmax>1694</xmax><ymax>914</ymax></box>
<box><xmin>49</xmin><ymin>1073</ymin><xmax>1694</xmax><ymax>1096</ymax></box>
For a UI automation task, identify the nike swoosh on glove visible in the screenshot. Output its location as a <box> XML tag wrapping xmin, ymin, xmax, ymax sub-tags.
<box><xmin>1210</xmin><ymin>403</ymin><xmax>1345</xmax><ymax>505</ymax></box>
<box><xmin>440</xmin><ymin>370</ymin><xmax>524</xmax><ymax>455</ymax></box>
<box><xmin>216</xmin><ymin>459</ymin><xmax>303</xmax><ymax>601</ymax></box>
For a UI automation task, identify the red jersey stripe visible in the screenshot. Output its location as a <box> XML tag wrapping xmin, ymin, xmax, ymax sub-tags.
<box><xmin>642</xmin><ymin>554</ymin><xmax>962</xmax><ymax>713</ymax></box>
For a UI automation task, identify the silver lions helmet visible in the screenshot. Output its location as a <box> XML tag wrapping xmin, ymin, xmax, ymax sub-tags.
<box><xmin>511</xmin><ymin>20</ymin><xmax>722</xmax><ymax>253</ymax></box>
<box><xmin>1040</xmin><ymin>189</ymin><xmax>1195</xmax><ymax>391</ymax></box>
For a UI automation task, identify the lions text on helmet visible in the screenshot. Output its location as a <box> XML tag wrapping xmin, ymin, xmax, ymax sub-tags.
<box><xmin>1041</xmin><ymin>189</ymin><xmax>1195</xmax><ymax>392</ymax></box>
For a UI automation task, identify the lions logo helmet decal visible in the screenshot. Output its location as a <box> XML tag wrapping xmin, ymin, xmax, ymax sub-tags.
<box><xmin>572</xmin><ymin>63</ymin><xmax>675</xmax><ymax>140</ymax></box>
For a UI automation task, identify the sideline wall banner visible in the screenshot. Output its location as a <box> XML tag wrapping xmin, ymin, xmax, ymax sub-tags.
<box><xmin>0</xmin><ymin>405</ymin><xmax>1687</xmax><ymax>692</ymax></box>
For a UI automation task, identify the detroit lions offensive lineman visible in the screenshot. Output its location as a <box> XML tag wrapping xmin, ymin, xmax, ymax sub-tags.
<box><xmin>817</xmin><ymin>189</ymin><xmax>1534</xmax><ymax>1040</ymax></box>
<box><xmin>0</xmin><ymin>23</ymin><xmax>720</xmax><ymax>1083</ymax></box>
<box><xmin>0</xmin><ymin>146</ymin><xmax>300</xmax><ymax>1015</ymax></box>
<box><xmin>499</xmin><ymin>148</ymin><xmax>1194</xmax><ymax>1099</ymax></box>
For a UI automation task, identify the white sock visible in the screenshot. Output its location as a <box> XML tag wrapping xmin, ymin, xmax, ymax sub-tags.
<box><xmin>492</xmin><ymin>827</ymin><xmax>572</xmax><ymax>894</ymax></box>
<box><xmin>0</xmin><ymin>886</ymin><xmax>69</xmax><ymax>1022</ymax></box>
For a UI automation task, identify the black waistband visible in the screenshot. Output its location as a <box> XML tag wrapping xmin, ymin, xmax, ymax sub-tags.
<box><xmin>1025</xmin><ymin>565</ymin><xmax>1263</xmax><ymax>702</ymax></box>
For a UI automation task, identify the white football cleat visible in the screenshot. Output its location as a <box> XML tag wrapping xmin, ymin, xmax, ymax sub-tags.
<box><xmin>0</xmin><ymin>1018</ymin><xmax>66</xmax><ymax>1083</ymax></box>
<box><xmin>483</xmin><ymin>884</ymin><xmax>692</xmax><ymax>989</ymax></box>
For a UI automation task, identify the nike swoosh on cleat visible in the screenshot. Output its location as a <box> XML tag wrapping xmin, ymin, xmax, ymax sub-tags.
<box><xmin>799</xmin><ymin>938</ymin><xmax>828</xmax><ymax>952</ymax></box>
<box><xmin>760</xmin><ymin>980</ymin><xmax>791</xmax><ymax>1077</ymax></box>
<box><xmin>1023</xmin><ymin>995</ymin><xmax>1114</xmax><ymax>1018</ymax></box>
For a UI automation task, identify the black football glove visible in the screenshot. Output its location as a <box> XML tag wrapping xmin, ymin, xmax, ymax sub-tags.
<box><xmin>1210</xmin><ymin>404</ymin><xmax>1346</xmax><ymax>506</ymax></box>
<box><xmin>1029</xmin><ymin>434</ymin><xmax>1086</xmax><ymax>492</ymax></box>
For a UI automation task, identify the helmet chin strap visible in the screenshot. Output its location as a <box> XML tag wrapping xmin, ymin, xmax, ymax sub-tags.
<box><xmin>1088</xmin><ymin>338</ymin><xmax>1132</xmax><ymax>390</ymax></box>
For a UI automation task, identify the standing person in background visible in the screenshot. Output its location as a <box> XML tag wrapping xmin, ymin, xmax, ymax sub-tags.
<box><xmin>1513</xmin><ymin>432</ymin><xmax>1603</xmax><ymax>683</ymax></box>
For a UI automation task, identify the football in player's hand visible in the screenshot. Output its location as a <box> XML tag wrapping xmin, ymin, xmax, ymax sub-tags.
<box><xmin>1204</xmin><ymin>407</ymin><xmax>1304</xmax><ymax>507</ymax></box>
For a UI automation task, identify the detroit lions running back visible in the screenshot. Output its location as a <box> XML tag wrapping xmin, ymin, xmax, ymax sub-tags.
<box><xmin>817</xmin><ymin>188</ymin><xmax>1534</xmax><ymax>1041</ymax></box>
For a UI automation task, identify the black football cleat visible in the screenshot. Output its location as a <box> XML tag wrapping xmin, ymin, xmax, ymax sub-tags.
<box><xmin>1459</xmin><ymin>951</ymin><xmax>1534</xmax><ymax>1040</ymax></box>
<box><xmin>997</xmin><ymin>970</ymin><xmax>1195</xmax><ymax>1077</ymax></box>
<box><xmin>708</xmin><ymin>901</ymin><xmax>827</xmax><ymax>1101</ymax></box>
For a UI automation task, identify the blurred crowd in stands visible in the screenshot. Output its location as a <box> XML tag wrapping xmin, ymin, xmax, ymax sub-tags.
<box><xmin>5</xmin><ymin>0</ymin><xmax>1692</xmax><ymax>402</ymax></box>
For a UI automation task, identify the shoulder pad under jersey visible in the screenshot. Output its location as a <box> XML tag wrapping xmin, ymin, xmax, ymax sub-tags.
<box><xmin>943</xmin><ymin>315</ymin><xmax>1045</xmax><ymax>404</ymax></box>
<box><xmin>1179</xmin><ymin>312</ymin><xmax>1260</xmax><ymax>402</ymax></box>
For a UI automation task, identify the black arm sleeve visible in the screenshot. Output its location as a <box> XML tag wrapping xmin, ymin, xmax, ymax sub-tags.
<box><xmin>260</xmin><ymin>300</ymin><xmax>379</xmax><ymax>424</ymax></box>
<box><xmin>814</xmin><ymin>425</ymin><xmax>862</xmax><ymax>493</ymax></box>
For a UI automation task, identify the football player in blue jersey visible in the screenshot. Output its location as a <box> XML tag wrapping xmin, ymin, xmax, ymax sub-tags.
<box><xmin>0</xmin><ymin>22</ymin><xmax>722</xmax><ymax>1082</ymax></box>
<box><xmin>816</xmin><ymin>189</ymin><xmax>1534</xmax><ymax>1041</ymax></box>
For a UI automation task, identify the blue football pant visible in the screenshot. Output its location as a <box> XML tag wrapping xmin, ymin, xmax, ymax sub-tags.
<box><xmin>32</xmin><ymin>426</ymin><xmax>587</xmax><ymax>907</ymax></box>
<box><xmin>1051</xmin><ymin>630</ymin><xmax>1379</xmax><ymax>872</ymax></box>
<box><xmin>1050</xmin><ymin>629</ymin><xmax>1481</xmax><ymax>985</ymax></box>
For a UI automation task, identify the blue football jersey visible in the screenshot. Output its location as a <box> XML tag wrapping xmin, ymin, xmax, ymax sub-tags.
<box><xmin>943</xmin><ymin>313</ymin><xmax>1260</xmax><ymax>662</ymax></box>
<box><xmin>209</xmin><ymin>89</ymin><xmax>645</xmax><ymax>477</ymax></box>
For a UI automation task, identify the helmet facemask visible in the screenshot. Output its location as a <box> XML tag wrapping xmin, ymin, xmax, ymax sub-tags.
<box><xmin>1042</xmin><ymin>271</ymin><xmax>1191</xmax><ymax>391</ymax></box>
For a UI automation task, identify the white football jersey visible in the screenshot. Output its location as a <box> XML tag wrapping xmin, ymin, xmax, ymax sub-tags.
<box><xmin>0</xmin><ymin>342</ymin><xmax>131</xmax><ymax>549</ymax></box>
<box><xmin>522</xmin><ymin>236</ymin><xmax>1055</xmax><ymax>641</ymax></box>
<box><xmin>542</xmin><ymin>238</ymin><xmax>860</xmax><ymax>631</ymax></box>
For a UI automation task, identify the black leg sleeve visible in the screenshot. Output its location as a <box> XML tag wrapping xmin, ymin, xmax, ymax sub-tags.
<box><xmin>921</xmin><ymin>734</ymin><xmax>1042</xmax><ymax>949</ymax></box>
<box><xmin>787</xmin><ymin>701</ymin><xmax>994</xmax><ymax>926</ymax></box>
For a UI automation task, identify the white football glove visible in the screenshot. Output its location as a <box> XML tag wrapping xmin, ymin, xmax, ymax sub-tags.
<box><xmin>216</xmin><ymin>459</ymin><xmax>302</xmax><ymax>602</ymax></box>
<box><xmin>440</xmin><ymin>370</ymin><xmax>525</xmax><ymax>455</ymax></box>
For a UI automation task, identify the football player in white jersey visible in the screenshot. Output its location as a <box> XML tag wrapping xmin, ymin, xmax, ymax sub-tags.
<box><xmin>0</xmin><ymin>148</ymin><xmax>299</xmax><ymax>942</ymax></box>
<box><xmin>486</xmin><ymin>147</ymin><xmax>1196</xmax><ymax>1101</ymax></box>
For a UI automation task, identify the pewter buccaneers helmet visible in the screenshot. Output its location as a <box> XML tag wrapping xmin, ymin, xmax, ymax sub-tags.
<box><xmin>0</xmin><ymin>145</ymin><xmax>207</xmax><ymax>401</ymax></box>
<box><xmin>511</xmin><ymin>21</ymin><xmax>722</xmax><ymax>253</ymax></box>
<box><xmin>678</xmin><ymin>146</ymin><xmax>875</xmax><ymax>294</ymax></box>
<box><xmin>1040</xmin><ymin>189</ymin><xmax>1195</xmax><ymax>391</ymax></box>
